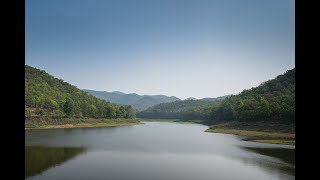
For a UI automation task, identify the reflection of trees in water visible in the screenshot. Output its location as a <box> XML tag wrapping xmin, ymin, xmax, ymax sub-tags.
<box><xmin>242</xmin><ymin>147</ymin><xmax>295</xmax><ymax>165</ymax></box>
<box><xmin>25</xmin><ymin>146</ymin><xmax>86</xmax><ymax>178</ymax></box>
<box><xmin>240</xmin><ymin>146</ymin><xmax>295</xmax><ymax>176</ymax></box>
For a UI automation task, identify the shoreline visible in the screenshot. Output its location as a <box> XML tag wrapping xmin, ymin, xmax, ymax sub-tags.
<box><xmin>25</xmin><ymin>118</ymin><xmax>143</xmax><ymax>130</ymax></box>
<box><xmin>25</xmin><ymin>122</ymin><xmax>144</xmax><ymax>130</ymax></box>
<box><xmin>138</xmin><ymin>118</ymin><xmax>202</xmax><ymax>124</ymax></box>
<box><xmin>25</xmin><ymin>122</ymin><xmax>143</xmax><ymax>130</ymax></box>
<box><xmin>205</xmin><ymin>128</ymin><xmax>295</xmax><ymax>145</ymax></box>
<box><xmin>25</xmin><ymin>118</ymin><xmax>295</xmax><ymax>145</ymax></box>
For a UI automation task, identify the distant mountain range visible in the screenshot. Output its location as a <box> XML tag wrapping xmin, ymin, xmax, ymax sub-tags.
<box><xmin>83</xmin><ymin>90</ymin><xmax>181</xmax><ymax>111</ymax></box>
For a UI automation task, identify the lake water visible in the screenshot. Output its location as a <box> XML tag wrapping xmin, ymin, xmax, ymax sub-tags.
<box><xmin>25</xmin><ymin>121</ymin><xmax>295</xmax><ymax>180</ymax></box>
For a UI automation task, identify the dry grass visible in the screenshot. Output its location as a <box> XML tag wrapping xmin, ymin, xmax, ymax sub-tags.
<box><xmin>25</xmin><ymin>118</ymin><xmax>142</xmax><ymax>129</ymax></box>
<box><xmin>205</xmin><ymin>125</ymin><xmax>295</xmax><ymax>145</ymax></box>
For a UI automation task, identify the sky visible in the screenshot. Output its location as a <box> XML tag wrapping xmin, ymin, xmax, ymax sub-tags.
<box><xmin>26</xmin><ymin>0</ymin><xmax>295</xmax><ymax>100</ymax></box>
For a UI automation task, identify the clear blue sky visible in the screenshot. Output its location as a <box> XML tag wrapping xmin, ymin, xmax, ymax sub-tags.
<box><xmin>26</xmin><ymin>0</ymin><xmax>295</xmax><ymax>99</ymax></box>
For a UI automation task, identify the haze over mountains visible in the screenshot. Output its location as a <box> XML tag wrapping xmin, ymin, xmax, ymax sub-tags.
<box><xmin>83</xmin><ymin>90</ymin><xmax>230</xmax><ymax>111</ymax></box>
<box><xmin>83</xmin><ymin>90</ymin><xmax>181</xmax><ymax>111</ymax></box>
<box><xmin>25</xmin><ymin>64</ymin><xmax>294</xmax><ymax>125</ymax></box>
<box><xmin>25</xmin><ymin>64</ymin><xmax>232</xmax><ymax>115</ymax></box>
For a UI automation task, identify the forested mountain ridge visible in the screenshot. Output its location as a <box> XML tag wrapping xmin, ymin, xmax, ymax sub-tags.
<box><xmin>137</xmin><ymin>95</ymin><xmax>230</xmax><ymax>120</ymax></box>
<box><xmin>25</xmin><ymin>65</ymin><xmax>135</xmax><ymax>119</ymax></box>
<box><xmin>138</xmin><ymin>68</ymin><xmax>295</xmax><ymax>125</ymax></box>
<box><xmin>209</xmin><ymin>68</ymin><xmax>295</xmax><ymax>124</ymax></box>
<box><xmin>83</xmin><ymin>89</ymin><xmax>181</xmax><ymax>111</ymax></box>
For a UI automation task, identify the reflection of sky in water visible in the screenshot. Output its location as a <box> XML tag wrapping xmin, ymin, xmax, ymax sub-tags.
<box><xmin>26</xmin><ymin>122</ymin><xmax>294</xmax><ymax>180</ymax></box>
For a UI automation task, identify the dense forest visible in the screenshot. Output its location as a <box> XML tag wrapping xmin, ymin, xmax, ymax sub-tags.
<box><xmin>25</xmin><ymin>65</ymin><xmax>135</xmax><ymax>119</ymax></box>
<box><xmin>83</xmin><ymin>89</ymin><xmax>180</xmax><ymax>111</ymax></box>
<box><xmin>137</xmin><ymin>96</ymin><xmax>229</xmax><ymax>120</ymax></box>
<box><xmin>138</xmin><ymin>68</ymin><xmax>295</xmax><ymax>125</ymax></box>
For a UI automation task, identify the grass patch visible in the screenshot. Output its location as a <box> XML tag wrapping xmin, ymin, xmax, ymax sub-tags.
<box><xmin>252</xmin><ymin>139</ymin><xmax>295</xmax><ymax>145</ymax></box>
<box><xmin>205</xmin><ymin>128</ymin><xmax>295</xmax><ymax>139</ymax></box>
<box><xmin>205</xmin><ymin>121</ymin><xmax>295</xmax><ymax>145</ymax></box>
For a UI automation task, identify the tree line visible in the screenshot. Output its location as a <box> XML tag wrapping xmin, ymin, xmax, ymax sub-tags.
<box><xmin>137</xmin><ymin>99</ymin><xmax>223</xmax><ymax>120</ymax></box>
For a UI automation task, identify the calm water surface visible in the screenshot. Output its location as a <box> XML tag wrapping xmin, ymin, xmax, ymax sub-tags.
<box><xmin>25</xmin><ymin>121</ymin><xmax>295</xmax><ymax>180</ymax></box>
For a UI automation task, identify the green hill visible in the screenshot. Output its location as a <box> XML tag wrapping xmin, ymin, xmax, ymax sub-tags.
<box><xmin>209</xmin><ymin>68</ymin><xmax>295</xmax><ymax>124</ymax></box>
<box><xmin>137</xmin><ymin>96</ymin><xmax>229</xmax><ymax>120</ymax></box>
<box><xmin>25</xmin><ymin>65</ymin><xmax>135</xmax><ymax>120</ymax></box>
<box><xmin>138</xmin><ymin>68</ymin><xmax>295</xmax><ymax>125</ymax></box>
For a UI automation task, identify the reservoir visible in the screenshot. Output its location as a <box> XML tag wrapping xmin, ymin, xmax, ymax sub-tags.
<box><xmin>26</xmin><ymin>121</ymin><xmax>294</xmax><ymax>180</ymax></box>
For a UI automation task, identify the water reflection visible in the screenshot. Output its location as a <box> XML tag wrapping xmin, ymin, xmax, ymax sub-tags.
<box><xmin>25</xmin><ymin>146</ymin><xmax>86</xmax><ymax>178</ymax></box>
<box><xmin>25</xmin><ymin>122</ymin><xmax>294</xmax><ymax>180</ymax></box>
<box><xmin>239</xmin><ymin>147</ymin><xmax>295</xmax><ymax>175</ymax></box>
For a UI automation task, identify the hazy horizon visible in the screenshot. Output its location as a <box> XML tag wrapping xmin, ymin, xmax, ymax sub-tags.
<box><xmin>82</xmin><ymin>88</ymin><xmax>230</xmax><ymax>100</ymax></box>
<box><xmin>26</xmin><ymin>0</ymin><xmax>294</xmax><ymax>99</ymax></box>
